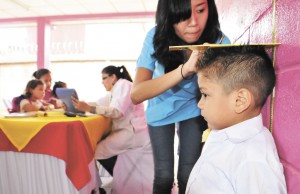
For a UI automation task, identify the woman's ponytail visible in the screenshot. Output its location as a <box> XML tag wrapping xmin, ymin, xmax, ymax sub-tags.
<box><xmin>117</xmin><ymin>66</ymin><xmax>132</xmax><ymax>82</ymax></box>
<box><xmin>102</xmin><ymin>65</ymin><xmax>132</xmax><ymax>82</ymax></box>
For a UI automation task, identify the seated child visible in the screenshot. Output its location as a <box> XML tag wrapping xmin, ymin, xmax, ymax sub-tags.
<box><xmin>49</xmin><ymin>81</ymin><xmax>67</xmax><ymax>109</ymax></box>
<box><xmin>14</xmin><ymin>79</ymin><xmax>54</xmax><ymax>112</ymax></box>
<box><xmin>186</xmin><ymin>46</ymin><xmax>287</xmax><ymax>194</ymax></box>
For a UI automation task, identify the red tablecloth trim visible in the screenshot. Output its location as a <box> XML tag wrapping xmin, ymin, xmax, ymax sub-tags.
<box><xmin>0</xmin><ymin>120</ymin><xmax>94</xmax><ymax>190</ymax></box>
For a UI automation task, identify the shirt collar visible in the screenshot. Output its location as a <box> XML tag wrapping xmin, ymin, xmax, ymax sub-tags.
<box><xmin>111</xmin><ymin>79</ymin><xmax>121</xmax><ymax>93</ymax></box>
<box><xmin>209</xmin><ymin>114</ymin><xmax>264</xmax><ymax>143</ymax></box>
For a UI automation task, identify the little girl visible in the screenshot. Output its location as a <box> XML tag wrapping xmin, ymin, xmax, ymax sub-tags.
<box><xmin>49</xmin><ymin>81</ymin><xmax>67</xmax><ymax>109</ymax></box>
<box><xmin>14</xmin><ymin>79</ymin><xmax>55</xmax><ymax>112</ymax></box>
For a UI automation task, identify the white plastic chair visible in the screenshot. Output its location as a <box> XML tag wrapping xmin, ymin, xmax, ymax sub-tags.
<box><xmin>2</xmin><ymin>99</ymin><xmax>12</xmax><ymax>113</ymax></box>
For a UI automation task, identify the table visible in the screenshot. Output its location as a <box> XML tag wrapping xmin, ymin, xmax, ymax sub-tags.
<box><xmin>0</xmin><ymin>113</ymin><xmax>111</xmax><ymax>194</ymax></box>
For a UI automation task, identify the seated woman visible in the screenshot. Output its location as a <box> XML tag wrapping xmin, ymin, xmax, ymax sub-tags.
<box><xmin>14</xmin><ymin>79</ymin><xmax>54</xmax><ymax>112</ymax></box>
<box><xmin>32</xmin><ymin>68</ymin><xmax>53</xmax><ymax>102</ymax></box>
<box><xmin>73</xmin><ymin>65</ymin><xmax>154</xmax><ymax>194</ymax></box>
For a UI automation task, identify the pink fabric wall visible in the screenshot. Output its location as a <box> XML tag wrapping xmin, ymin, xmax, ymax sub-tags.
<box><xmin>217</xmin><ymin>0</ymin><xmax>300</xmax><ymax>193</ymax></box>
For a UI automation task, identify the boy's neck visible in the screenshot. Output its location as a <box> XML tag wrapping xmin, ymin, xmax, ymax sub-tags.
<box><xmin>232</xmin><ymin>107</ymin><xmax>261</xmax><ymax>127</ymax></box>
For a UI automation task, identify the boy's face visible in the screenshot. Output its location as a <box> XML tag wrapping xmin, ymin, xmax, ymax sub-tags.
<box><xmin>197</xmin><ymin>72</ymin><xmax>236</xmax><ymax>130</ymax></box>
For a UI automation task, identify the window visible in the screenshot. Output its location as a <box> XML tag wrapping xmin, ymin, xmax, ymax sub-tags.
<box><xmin>0</xmin><ymin>19</ymin><xmax>154</xmax><ymax>113</ymax></box>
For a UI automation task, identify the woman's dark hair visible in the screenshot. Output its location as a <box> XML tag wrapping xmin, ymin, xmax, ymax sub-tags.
<box><xmin>33</xmin><ymin>68</ymin><xmax>51</xmax><ymax>79</ymax></box>
<box><xmin>14</xmin><ymin>79</ymin><xmax>45</xmax><ymax>106</ymax></box>
<box><xmin>52</xmin><ymin>81</ymin><xmax>67</xmax><ymax>97</ymax></box>
<box><xmin>153</xmin><ymin>0</ymin><xmax>222</xmax><ymax>73</ymax></box>
<box><xmin>102</xmin><ymin>65</ymin><xmax>133</xmax><ymax>82</ymax></box>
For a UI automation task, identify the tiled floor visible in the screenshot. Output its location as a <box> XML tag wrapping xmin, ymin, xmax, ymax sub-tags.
<box><xmin>98</xmin><ymin>135</ymin><xmax>180</xmax><ymax>194</ymax></box>
<box><xmin>97</xmin><ymin>162</ymin><xmax>113</xmax><ymax>194</ymax></box>
<box><xmin>99</xmin><ymin>176</ymin><xmax>178</xmax><ymax>194</ymax></box>
<box><xmin>101</xmin><ymin>176</ymin><xmax>113</xmax><ymax>194</ymax></box>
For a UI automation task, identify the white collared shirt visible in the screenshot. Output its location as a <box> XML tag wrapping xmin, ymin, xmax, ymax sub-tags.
<box><xmin>186</xmin><ymin>114</ymin><xmax>287</xmax><ymax>194</ymax></box>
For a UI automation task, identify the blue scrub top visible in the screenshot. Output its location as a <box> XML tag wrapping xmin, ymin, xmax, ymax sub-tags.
<box><xmin>137</xmin><ymin>27</ymin><xmax>231</xmax><ymax>126</ymax></box>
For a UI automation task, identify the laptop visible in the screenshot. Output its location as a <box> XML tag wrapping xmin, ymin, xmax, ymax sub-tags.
<box><xmin>55</xmin><ymin>88</ymin><xmax>85</xmax><ymax>114</ymax></box>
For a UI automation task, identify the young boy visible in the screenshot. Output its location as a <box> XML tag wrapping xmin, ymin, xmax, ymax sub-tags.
<box><xmin>185</xmin><ymin>46</ymin><xmax>287</xmax><ymax>194</ymax></box>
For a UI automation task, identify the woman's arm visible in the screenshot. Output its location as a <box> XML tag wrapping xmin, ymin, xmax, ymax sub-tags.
<box><xmin>131</xmin><ymin>66</ymin><xmax>182</xmax><ymax>104</ymax></box>
<box><xmin>73</xmin><ymin>97</ymin><xmax>123</xmax><ymax>119</ymax></box>
<box><xmin>131</xmin><ymin>50</ymin><xmax>202</xmax><ymax>104</ymax></box>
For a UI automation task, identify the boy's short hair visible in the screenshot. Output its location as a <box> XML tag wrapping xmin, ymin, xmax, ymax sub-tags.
<box><xmin>197</xmin><ymin>46</ymin><xmax>276</xmax><ymax>108</ymax></box>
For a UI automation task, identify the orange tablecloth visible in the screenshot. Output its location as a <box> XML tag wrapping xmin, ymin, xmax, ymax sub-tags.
<box><xmin>0</xmin><ymin>115</ymin><xmax>111</xmax><ymax>190</ymax></box>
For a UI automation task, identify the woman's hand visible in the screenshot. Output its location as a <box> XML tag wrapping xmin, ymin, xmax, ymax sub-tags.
<box><xmin>181</xmin><ymin>50</ymin><xmax>204</xmax><ymax>78</ymax></box>
<box><xmin>131</xmin><ymin>49</ymin><xmax>205</xmax><ymax>104</ymax></box>
<box><xmin>72</xmin><ymin>96</ymin><xmax>90</xmax><ymax>112</ymax></box>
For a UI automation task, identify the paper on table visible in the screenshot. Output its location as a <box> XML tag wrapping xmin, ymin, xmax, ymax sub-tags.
<box><xmin>4</xmin><ymin>112</ymin><xmax>38</xmax><ymax>118</ymax></box>
<box><xmin>169</xmin><ymin>43</ymin><xmax>281</xmax><ymax>51</ymax></box>
<box><xmin>2</xmin><ymin>109</ymin><xmax>65</xmax><ymax>118</ymax></box>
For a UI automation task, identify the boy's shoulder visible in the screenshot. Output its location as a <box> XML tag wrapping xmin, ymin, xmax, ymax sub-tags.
<box><xmin>211</xmin><ymin>115</ymin><xmax>276</xmax><ymax>159</ymax></box>
<box><xmin>223</xmin><ymin>115</ymin><xmax>265</xmax><ymax>142</ymax></box>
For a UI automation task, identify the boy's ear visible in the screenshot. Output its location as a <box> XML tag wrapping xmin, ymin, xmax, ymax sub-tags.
<box><xmin>234</xmin><ymin>88</ymin><xmax>252</xmax><ymax>113</ymax></box>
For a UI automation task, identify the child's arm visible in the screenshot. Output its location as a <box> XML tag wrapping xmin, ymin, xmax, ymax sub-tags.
<box><xmin>41</xmin><ymin>100</ymin><xmax>55</xmax><ymax>110</ymax></box>
<box><xmin>20</xmin><ymin>99</ymin><xmax>39</xmax><ymax>112</ymax></box>
<box><xmin>21</xmin><ymin>99</ymin><xmax>54</xmax><ymax>112</ymax></box>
